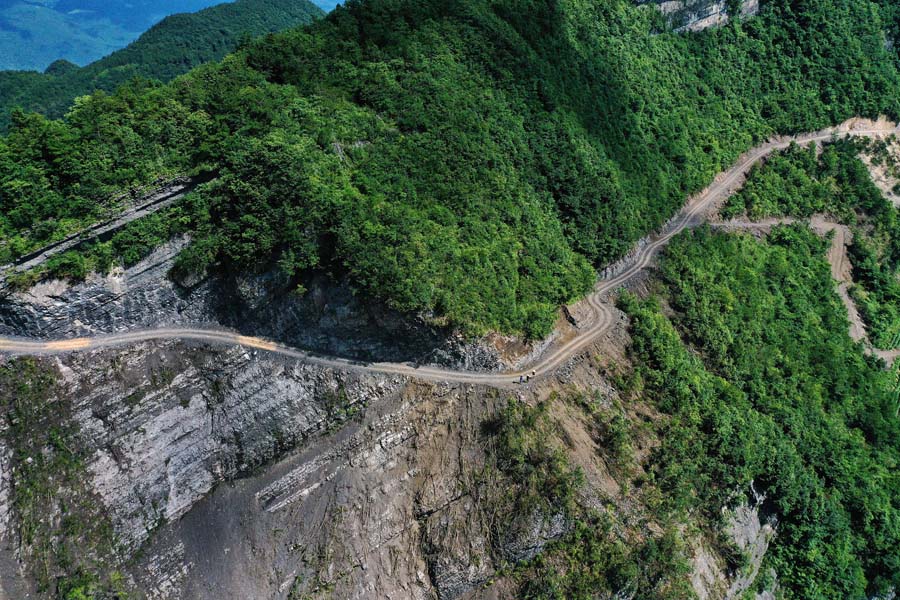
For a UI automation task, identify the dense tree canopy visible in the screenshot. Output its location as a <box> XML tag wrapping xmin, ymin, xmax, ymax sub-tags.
<box><xmin>724</xmin><ymin>139</ymin><xmax>900</xmax><ymax>347</ymax></box>
<box><xmin>623</xmin><ymin>226</ymin><xmax>900</xmax><ymax>598</ymax></box>
<box><xmin>2</xmin><ymin>0</ymin><xmax>900</xmax><ymax>335</ymax></box>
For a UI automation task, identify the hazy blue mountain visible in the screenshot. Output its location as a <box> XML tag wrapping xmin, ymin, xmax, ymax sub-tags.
<box><xmin>0</xmin><ymin>0</ymin><xmax>323</xmax><ymax>128</ymax></box>
<box><xmin>0</xmin><ymin>0</ymin><xmax>335</xmax><ymax>71</ymax></box>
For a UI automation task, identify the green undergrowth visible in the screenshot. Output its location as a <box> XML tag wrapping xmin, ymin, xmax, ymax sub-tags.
<box><xmin>482</xmin><ymin>400</ymin><xmax>583</xmax><ymax>517</ymax></box>
<box><xmin>3</xmin><ymin>192</ymin><xmax>209</xmax><ymax>291</ymax></box>
<box><xmin>621</xmin><ymin>226</ymin><xmax>900</xmax><ymax>598</ymax></box>
<box><xmin>514</xmin><ymin>513</ymin><xmax>694</xmax><ymax>600</ymax></box>
<box><xmin>0</xmin><ymin>358</ymin><xmax>129</xmax><ymax>599</ymax></box>
<box><xmin>723</xmin><ymin>138</ymin><xmax>900</xmax><ymax>348</ymax></box>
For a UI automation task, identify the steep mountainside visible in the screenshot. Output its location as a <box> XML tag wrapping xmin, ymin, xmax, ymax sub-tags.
<box><xmin>2</xmin><ymin>0</ymin><xmax>898</xmax><ymax>338</ymax></box>
<box><xmin>0</xmin><ymin>0</ymin><xmax>324</xmax><ymax>128</ymax></box>
<box><xmin>1</xmin><ymin>0</ymin><xmax>900</xmax><ymax>597</ymax></box>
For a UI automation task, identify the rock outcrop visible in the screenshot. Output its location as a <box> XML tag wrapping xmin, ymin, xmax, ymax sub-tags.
<box><xmin>0</xmin><ymin>239</ymin><xmax>507</xmax><ymax>371</ymax></box>
<box><xmin>640</xmin><ymin>0</ymin><xmax>759</xmax><ymax>31</ymax></box>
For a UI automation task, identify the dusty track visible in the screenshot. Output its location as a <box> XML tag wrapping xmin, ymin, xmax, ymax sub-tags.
<box><xmin>1</xmin><ymin>121</ymin><xmax>898</xmax><ymax>382</ymax></box>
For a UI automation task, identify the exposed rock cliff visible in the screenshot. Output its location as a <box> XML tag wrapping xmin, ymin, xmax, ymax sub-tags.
<box><xmin>639</xmin><ymin>0</ymin><xmax>759</xmax><ymax>31</ymax></box>
<box><xmin>0</xmin><ymin>324</ymin><xmax>768</xmax><ymax>599</ymax></box>
<box><xmin>0</xmin><ymin>238</ymin><xmax>771</xmax><ymax>599</ymax></box>
<box><xmin>0</xmin><ymin>341</ymin><xmax>550</xmax><ymax>598</ymax></box>
<box><xmin>0</xmin><ymin>239</ymin><xmax>506</xmax><ymax>371</ymax></box>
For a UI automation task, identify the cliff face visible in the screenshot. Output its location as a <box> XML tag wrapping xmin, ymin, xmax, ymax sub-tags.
<box><xmin>0</xmin><ymin>336</ymin><xmax>772</xmax><ymax>600</ymax></box>
<box><xmin>0</xmin><ymin>245</ymin><xmax>770</xmax><ymax>599</ymax></box>
<box><xmin>639</xmin><ymin>0</ymin><xmax>759</xmax><ymax>31</ymax></box>
<box><xmin>0</xmin><ymin>239</ymin><xmax>504</xmax><ymax>371</ymax></box>
<box><xmin>0</xmin><ymin>339</ymin><xmax>571</xmax><ymax>599</ymax></box>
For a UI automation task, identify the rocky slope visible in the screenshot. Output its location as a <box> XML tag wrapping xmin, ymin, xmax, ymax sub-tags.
<box><xmin>0</xmin><ymin>259</ymin><xmax>772</xmax><ymax>599</ymax></box>
<box><xmin>0</xmin><ymin>336</ymin><xmax>770</xmax><ymax>599</ymax></box>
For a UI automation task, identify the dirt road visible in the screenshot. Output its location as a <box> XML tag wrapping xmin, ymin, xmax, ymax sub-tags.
<box><xmin>1</xmin><ymin>119</ymin><xmax>898</xmax><ymax>382</ymax></box>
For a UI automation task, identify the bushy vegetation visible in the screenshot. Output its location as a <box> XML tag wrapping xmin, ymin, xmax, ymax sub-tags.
<box><xmin>516</xmin><ymin>514</ymin><xmax>695</xmax><ymax>600</ymax></box>
<box><xmin>0</xmin><ymin>0</ymin><xmax>324</xmax><ymax>129</ymax></box>
<box><xmin>2</xmin><ymin>0</ymin><xmax>900</xmax><ymax>335</ymax></box>
<box><xmin>3</xmin><ymin>196</ymin><xmax>207</xmax><ymax>290</ymax></box>
<box><xmin>724</xmin><ymin>139</ymin><xmax>900</xmax><ymax>347</ymax></box>
<box><xmin>483</xmin><ymin>398</ymin><xmax>695</xmax><ymax>599</ymax></box>
<box><xmin>721</xmin><ymin>141</ymin><xmax>830</xmax><ymax>219</ymax></box>
<box><xmin>621</xmin><ymin>226</ymin><xmax>900</xmax><ymax>598</ymax></box>
<box><xmin>850</xmin><ymin>230</ymin><xmax>900</xmax><ymax>348</ymax></box>
<box><xmin>485</xmin><ymin>400</ymin><xmax>584</xmax><ymax>516</ymax></box>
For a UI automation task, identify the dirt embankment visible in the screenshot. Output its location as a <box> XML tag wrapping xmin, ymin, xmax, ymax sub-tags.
<box><xmin>858</xmin><ymin>134</ymin><xmax>900</xmax><ymax>208</ymax></box>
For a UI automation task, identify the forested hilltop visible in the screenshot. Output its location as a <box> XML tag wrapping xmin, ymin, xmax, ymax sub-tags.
<box><xmin>2</xmin><ymin>0</ymin><xmax>900</xmax><ymax>336</ymax></box>
<box><xmin>0</xmin><ymin>0</ymin><xmax>324</xmax><ymax>129</ymax></box>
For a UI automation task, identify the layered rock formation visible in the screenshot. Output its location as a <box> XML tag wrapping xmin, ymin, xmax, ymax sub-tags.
<box><xmin>0</xmin><ymin>235</ymin><xmax>770</xmax><ymax>599</ymax></box>
<box><xmin>0</xmin><ymin>339</ymin><xmax>574</xmax><ymax>598</ymax></box>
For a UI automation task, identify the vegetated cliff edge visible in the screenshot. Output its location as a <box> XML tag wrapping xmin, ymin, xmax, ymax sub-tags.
<box><xmin>0</xmin><ymin>238</ymin><xmax>506</xmax><ymax>371</ymax></box>
<box><xmin>3</xmin><ymin>0</ymin><xmax>897</xmax><ymax>342</ymax></box>
<box><xmin>0</xmin><ymin>233</ymin><xmax>768</xmax><ymax>599</ymax></box>
<box><xmin>0</xmin><ymin>232</ymin><xmax>808</xmax><ymax>599</ymax></box>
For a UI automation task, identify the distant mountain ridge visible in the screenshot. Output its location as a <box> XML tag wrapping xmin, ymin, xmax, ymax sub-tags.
<box><xmin>0</xmin><ymin>0</ymin><xmax>227</xmax><ymax>71</ymax></box>
<box><xmin>0</xmin><ymin>0</ymin><xmax>324</xmax><ymax>128</ymax></box>
<box><xmin>0</xmin><ymin>0</ymin><xmax>337</xmax><ymax>71</ymax></box>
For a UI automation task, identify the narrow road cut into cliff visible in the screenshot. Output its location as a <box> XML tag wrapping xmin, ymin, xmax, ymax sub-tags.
<box><xmin>1</xmin><ymin>118</ymin><xmax>898</xmax><ymax>382</ymax></box>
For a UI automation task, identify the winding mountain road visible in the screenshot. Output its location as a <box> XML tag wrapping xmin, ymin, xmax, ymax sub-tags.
<box><xmin>1</xmin><ymin>120</ymin><xmax>898</xmax><ymax>383</ymax></box>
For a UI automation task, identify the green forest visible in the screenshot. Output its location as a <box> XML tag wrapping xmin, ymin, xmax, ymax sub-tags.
<box><xmin>472</xmin><ymin>223</ymin><xmax>900</xmax><ymax>598</ymax></box>
<box><xmin>0</xmin><ymin>0</ymin><xmax>323</xmax><ymax>130</ymax></box>
<box><xmin>2</xmin><ymin>0</ymin><xmax>900</xmax><ymax>335</ymax></box>
<box><xmin>622</xmin><ymin>225</ymin><xmax>900</xmax><ymax>598</ymax></box>
<box><xmin>2</xmin><ymin>0</ymin><xmax>900</xmax><ymax>597</ymax></box>
<box><xmin>723</xmin><ymin>139</ymin><xmax>900</xmax><ymax>347</ymax></box>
